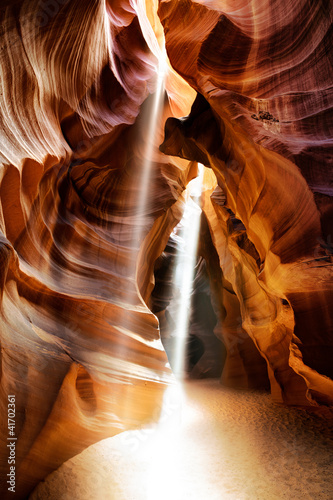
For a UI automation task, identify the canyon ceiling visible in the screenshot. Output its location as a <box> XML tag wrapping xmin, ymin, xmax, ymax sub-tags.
<box><xmin>0</xmin><ymin>0</ymin><xmax>332</xmax><ymax>498</ymax></box>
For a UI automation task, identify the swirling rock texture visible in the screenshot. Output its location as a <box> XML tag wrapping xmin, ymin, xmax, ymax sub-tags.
<box><xmin>0</xmin><ymin>0</ymin><xmax>332</xmax><ymax>497</ymax></box>
<box><xmin>159</xmin><ymin>0</ymin><xmax>333</xmax><ymax>405</ymax></box>
<box><xmin>0</xmin><ymin>0</ymin><xmax>196</xmax><ymax>497</ymax></box>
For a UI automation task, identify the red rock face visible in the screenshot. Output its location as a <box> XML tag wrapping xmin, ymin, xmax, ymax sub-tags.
<box><xmin>159</xmin><ymin>0</ymin><xmax>333</xmax><ymax>404</ymax></box>
<box><xmin>0</xmin><ymin>1</ymin><xmax>193</xmax><ymax>497</ymax></box>
<box><xmin>0</xmin><ymin>0</ymin><xmax>332</xmax><ymax>497</ymax></box>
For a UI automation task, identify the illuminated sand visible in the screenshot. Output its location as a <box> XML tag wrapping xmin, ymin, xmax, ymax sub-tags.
<box><xmin>30</xmin><ymin>380</ymin><xmax>333</xmax><ymax>500</ymax></box>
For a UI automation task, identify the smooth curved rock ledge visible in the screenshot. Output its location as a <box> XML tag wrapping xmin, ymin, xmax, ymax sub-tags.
<box><xmin>0</xmin><ymin>0</ymin><xmax>332</xmax><ymax>498</ymax></box>
<box><xmin>159</xmin><ymin>0</ymin><xmax>333</xmax><ymax>406</ymax></box>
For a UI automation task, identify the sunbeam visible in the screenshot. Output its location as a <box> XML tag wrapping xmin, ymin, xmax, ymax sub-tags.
<box><xmin>170</xmin><ymin>164</ymin><xmax>204</xmax><ymax>379</ymax></box>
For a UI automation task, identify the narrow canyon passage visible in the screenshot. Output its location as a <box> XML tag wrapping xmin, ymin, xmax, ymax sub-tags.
<box><xmin>30</xmin><ymin>379</ymin><xmax>333</xmax><ymax>500</ymax></box>
<box><xmin>1</xmin><ymin>1</ymin><xmax>332</xmax><ymax>498</ymax></box>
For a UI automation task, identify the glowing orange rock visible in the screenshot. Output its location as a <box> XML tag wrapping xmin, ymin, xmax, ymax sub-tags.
<box><xmin>158</xmin><ymin>0</ymin><xmax>333</xmax><ymax>410</ymax></box>
<box><xmin>0</xmin><ymin>1</ymin><xmax>195</xmax><ymax>498</ymax></box>
<box><xmin>160</xmin><ymin>84</ymin><xmax>333</xmax><ymax>407</ymax></box>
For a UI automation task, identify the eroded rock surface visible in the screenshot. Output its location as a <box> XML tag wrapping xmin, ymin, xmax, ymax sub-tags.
<box><xmin>159</xmin><ymin>0</ymin><xmax>333</xmax><ymax>406</ymax></box>
<box><xmin>0</xmin><ymin>0</ymin><xmax>332</xmax><ymax>497</ymax></box>
<box><xmin>0</xmin><ymin>1</ymin><xmax>195</xmax><ymax>497</ymax></box>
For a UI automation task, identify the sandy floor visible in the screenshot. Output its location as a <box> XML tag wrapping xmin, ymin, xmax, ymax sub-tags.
<box><xmin>30</xmin><ymin>380</ymin><xmax>333</xmax><ymax>500</ymax></box>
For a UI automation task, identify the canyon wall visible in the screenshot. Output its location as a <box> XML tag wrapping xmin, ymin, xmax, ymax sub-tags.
<box><xmin>0</xmin><ymin>0</ymin><xmax>332</xmax><ymax>497</ymax></box>
<box><xmin>159</xmin><ymin>0</ymin><xmax>333</xmax><ymax>405</ymax></box>
<box><xmin>0</xmin><ymin>1</ymin><xmax>195</xmax><ymax>497</ymax></box>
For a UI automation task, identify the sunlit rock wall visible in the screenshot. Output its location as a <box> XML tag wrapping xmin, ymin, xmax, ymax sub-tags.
<box><xmin>159</xmin><ymin>0</ymin><xmax>333</xmax><ymax>406</ymax></box>
<box><xmin>0</xmin><ymin>1</ymin><xmax>196</xmax><ymax>497</ymax></box>
<box><xmin>1</xmin><ymin>0</ymin><xmax>333</xmax><ymax>497</ymax></box>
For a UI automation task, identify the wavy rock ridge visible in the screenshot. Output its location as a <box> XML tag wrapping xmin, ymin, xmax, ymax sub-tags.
<box><xmin>0</xmin><ymin>0</ymin><xmax>332</xmax><ymax>497</ymax></box>
<box><xmin>0</xmin><ymin>1</ymin><xmax>195</xmax><ymax>497</ymax></box>
<box><xmin>159</xmin><ymin>0</ymin><xmax>333</xmax><ymax>405</ymax></box>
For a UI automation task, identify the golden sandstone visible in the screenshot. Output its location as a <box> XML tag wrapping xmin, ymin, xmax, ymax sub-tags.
<box><xmin>0</xmin><ymin>1</ymin><xmax>332</xmax><ymax>497</ymax></box>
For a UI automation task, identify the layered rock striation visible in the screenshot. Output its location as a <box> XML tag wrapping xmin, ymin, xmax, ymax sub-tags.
<box><xmin>0</xmin><ymin>0</ymin><xmax>332</xmax><ymax>497</ymax></box>
<box><xmin>0</xmin><ymin>1</ymin><xmax>194</xmax><ymax>497</ymax></box>
<box><xmin>159</xmin><ymin>0</ymin><xmax>333</xmax><ymax>406</ymax></box>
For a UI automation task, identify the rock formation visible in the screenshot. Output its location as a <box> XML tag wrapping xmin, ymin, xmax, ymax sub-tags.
<box><xmin>0</xmin><ymin>1</ymin><xmax>194</xmax><ymax>497</ymax></box>
<box><xmin>0</xmin><ymin>0</ymin><xmax>332</xmax><ymax>497</ymax></box>
<box><xmin>159</xmin><ymin>0</ymin><xmax>333</xmax><ymax>404</ymax></box>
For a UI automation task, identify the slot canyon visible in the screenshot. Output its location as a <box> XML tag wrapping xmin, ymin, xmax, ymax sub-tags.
<box><xmin>0</xmin><ymin>0</ymin><xmax>332</xmax><ymax>498</ymax></box>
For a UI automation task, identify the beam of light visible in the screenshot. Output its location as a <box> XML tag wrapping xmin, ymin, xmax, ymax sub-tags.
<box><xmin>116</xmin><ymin>47</ymin><xmax>168</xmax><ymax>311</ymax></box>
<box><xmin>132</xmin><ymin>48</ymin><xmax>168</xmax><ymax>262</ymax></box>
<box><xmin>113</xmin><ymin>47</ymin><xmax>170</xmax><ymax>422</ymax></box>
<box><xmin>170</xmin><ymin>164</ymin><xmax>204</xmax><ymax>379</ymax></box>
